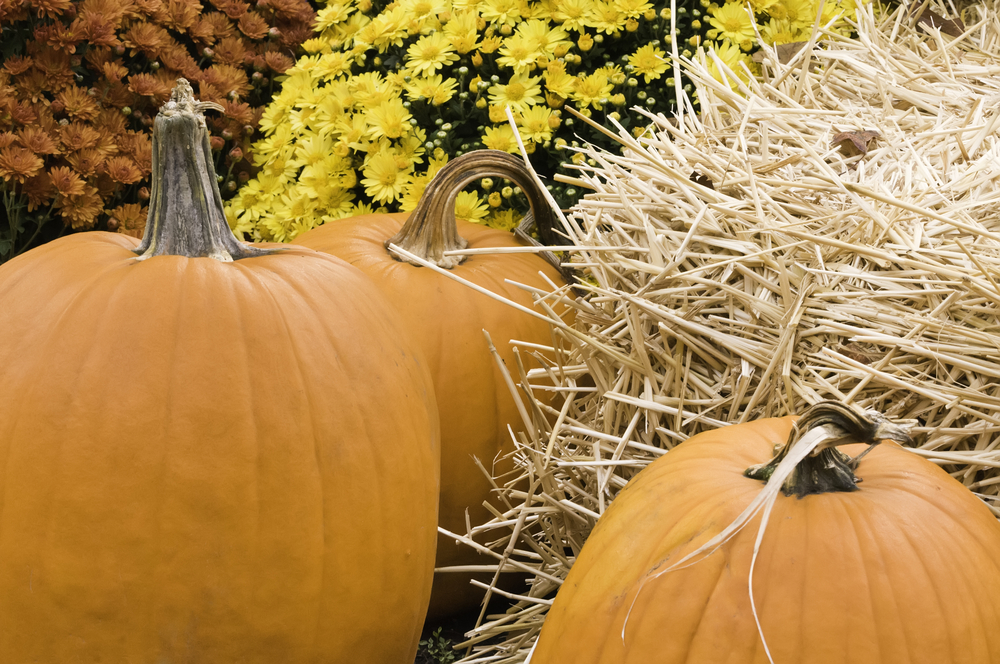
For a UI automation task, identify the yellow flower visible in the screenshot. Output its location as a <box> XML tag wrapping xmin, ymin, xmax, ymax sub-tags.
<box><xmin>301</xmin><ymin>38</ymin><xmax>331</xmax><ymax>54</ymax></box>
<box><xmin>399</xmin><ymin>174</ymin><xmax>431</xmax><ymax>211</ymax></box>
<box><xmin>768</xmin><ymin>0</ymin><xmax>817</xmax><ymax>24</ymax></box>
<box><xmin>578</xmin><ymin>32</ymin><xmax>594</xmax><ymax>50</ymax></box>
<box><xmin>454</xmin><ymin>190</ymin><xmax>490</xmax><ymax>222</ymax></box>
<box><xmin>355</xmin><ymin>6</ymin><xmax>409</xmax><ymax>53</ymax></box>
<box><xmin>707</xmin><ymin>2</ymin><xmax>757</xmax><ymax>49</ymax></box>
<box><xmin>406</xmin><ymin>32</ymin><xmax>460</xmax><ymax>75</ymax></box>
<box><xmin>315</xmin><ymin>52</ymin><xmax>354</xmax><ymax>79</ymax></box>
<box><xmin>759</xmin><ymin>17</ymin><xmax>808</xmax><ymax>45</ymax></box>
<box><xmin>517</xmin><ymin>106</ymin><xmax>554</xmax><ymax>143</ymax></box>
<box><xmin>481</xmin><ymin>0</ymin><xmax>526</xmax><ymax>27</ymax></box>
<box><xmin>368</xmin><ymin>98</ymin><xmax>413</xmax><ymax>140</ymax></box>
<box><xmin>444</xmin><ymin>10</ymin><xmax>481</xmax><ymax>53</ymax></box>
<box><xmin>330</xmin><ymin>13</ymin><xmax>371</xmax><ymax>47</ymax></box>
<box><xmin>403</xmin><ymin>0</ymin><xmax>449</xmax><ymax>22</ymax></box>
<box><xmin>406</xmin><ymin>75</ymin><xmax>459</xmax><ymax>105</ymax></box>
<box><xmin>479</xmin><ymin>35</ymin><xmax>503</xmax><ymax>53</ymax></box>
<box><xmin>362</xmin><ymin>149</ymin><xmax>412</xmax><ymax>203</ymax></box>
<box><xmin>517</xmin><ymin>18</ymin><xmax>572</xmax><ymax>57</ymax></box>
<box><xmin>488</xmin><ymin>191</ymin><xmax>502</xmax><ymax>206</ymax></box>
<box><xmin>488</xmin><ymin>71</ymin><xmax>543</xmax><ymax>113</ymax></box>
<box><xmin>550</xmin><ymin>0</ymin><xmax>594</xmax><ymax>31</ymax></box>
<box><xmin>544</xmin><ymin>59</ymin><xmax>577</xmax><ymax>98</ymax></box>
<box><xmin>486</xmin><ymin>209</ymin><xmax>521</xmax><ymax>230</ymax></box>
<box><xmin>397</xmin><ymin>126</ymin><xmax>427</xmax><ymax>164</ymax></box>
<box><xmin>349</xmin><ymin>72</ymin><xmax>395</xmax><ymax>107</ymax></box>
<box><xmin>481</xmin><ymin>124</ymin><xmax>520</xmax><ymax>153</ymax></box>
<box><xmin>614</xmin><ymin>0</ymin><xmax>652</xmax><ymax>19</ymax></box>
<box><xmin>588</xmin><ymin>0</ymin><xmax>626</xmax><ymax>34</ymax></box>
<box><xmin>628</xmin><ymin>43</ymin><xmax>669</xmax><ymax>83</ymax></box>
<box><xmin>497</xmin><ymin>34</ymin><xmax>538</xmax><ymax>73</ymax></box>
<box><xmin>572</xmin><ymin>70</ymin><xmax>613</xmax><ymax>108</ymax></box>
<box><xmin>315</xmin><ymin>2</ymin><xmax>354</xmax><ymax>31</ymax></box>
<box><xmin>706</xmin><ymin>39</ymin><xmax>756</xmax><ymax>86</ymax></box>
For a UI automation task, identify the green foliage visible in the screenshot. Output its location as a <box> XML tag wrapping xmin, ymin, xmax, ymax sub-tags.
<box><xmin>416</xmin><ymin>627</ymin><xmax>458</xmax><ymax>664</ymax></box>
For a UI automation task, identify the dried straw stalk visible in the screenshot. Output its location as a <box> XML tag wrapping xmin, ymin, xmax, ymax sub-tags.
<box><xmin>442</xmin><ymin>1</ymin><xmax>1000</xmax><ymax>660</ymax></box>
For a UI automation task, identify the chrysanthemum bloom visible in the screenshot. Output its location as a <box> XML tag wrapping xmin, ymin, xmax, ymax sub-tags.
<box><xmin>707</xmin><ymin>2</ymin><xmax>757</xmax><ymax>50</ymax></box>
<box><xmin>361</xmin><ymin>149</ymin><xmax>412</xmax><ymax>203</ymax></box>
<box><xmin>488</xmin><ymin>71</ymin><xmax>544</xmax><ymax>113</ymax></box>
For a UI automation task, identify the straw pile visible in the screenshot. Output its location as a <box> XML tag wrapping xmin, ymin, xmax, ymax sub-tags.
<box><xmin>434</xmin><ymin>2</ymin><xmax>1000</xmax><ymax>661</ymax></box>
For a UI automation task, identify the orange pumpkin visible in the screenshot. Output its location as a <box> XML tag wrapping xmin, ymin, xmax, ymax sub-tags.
<box><xmin>0</xmin><ymin>81</ymin><xmax>440</xmax><ymax>663</ymax></box>
<box><xmin>293</xmin><ymin>150</ymin><xmax>570</xmax><ymax>617</ymax></box>
<box><xmin>530</xmin><ymin>402</ymin><xmax>1000</xmax><ymax>663</ymax></box>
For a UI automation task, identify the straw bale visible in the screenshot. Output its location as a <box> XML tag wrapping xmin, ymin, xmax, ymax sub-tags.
<box><xmin>435</xmin><ymin>2</ymin><xmax>1000</xmax><ymax>660</ymax></box>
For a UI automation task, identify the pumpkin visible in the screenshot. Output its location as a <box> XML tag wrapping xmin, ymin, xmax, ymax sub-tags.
<box><xmin>0</xmin><ymin>80</ymin><xmax>440</xmax><ymax>663</ymax></box>
<box><xmin>292</xmin><ymin>150</ymin><xmax>570</xmax><ymax>617</ymax></box>
<box><xmin>529</xmin><ymin>402</ymin><xmax>1000</xmax><ymax>663</ymax></box>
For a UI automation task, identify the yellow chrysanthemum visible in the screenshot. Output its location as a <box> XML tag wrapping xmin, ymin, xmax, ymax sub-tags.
<box><xmin>544</xmin><ymin>59</ymin><xmax>577</xmax><ymax>98</ymax></box>
<box><xmin>368</xmin><ymin>98</ymin><xmax>413</xmax><ymax>140</ymax></box>
<box><xmin>481</xmin><ymin>124</ymin><xmax>520</xmax><ymax>153</ymax></box>
<box><xmin>406</xmin><ymin>32</ymin><xmax>460</xmax><ymax>75</ymax></box>
<box><xmin>481</xmin><ymin>0</ymin><xmax>527</xmax><ymax>26</ymax></box>
<box><xmin>706</xmin><ymin>39</ymin><xmax>756</xmax><ymax>86</ymax></box>
<box><xmin>588</xmin><ymin>0</ymin><xmax>626</xmax><ymax>34</ymax></box>
<box><xmin>330</xmin><ymin>13</ymin><xmax>371</xmax><ymax>47</ymax></box>
<box><xmin>485</xmin><ymin>209</ymin><xmax>521</xmax><ymax>230</ymax></box>
<box><xmin>707</xmin><ymin>2</ymin><xmax>757</xmax><ymax>50</ymax></box>
<box><xmin>550</xmin><ymin>0</ymin><xmax>594</xmax><ymax>31</ymax></box>
<box><xmin>454</xmin><ymin>190</ymin><xmax>490</xmax><ymax>222</ymax></box>
<box><xmin>354</xmin><ymin>6</ymin><xmax>408</xmax><ymax>53</ymax></box>
<box><xmin>572</xmin><ymin>70</ymin><xmax>613</xmax><ymax>108</ymax></box>
<box><xmin>517</xmin><ymin>18</ymin><xmax>572</xmax><ymax>57</ymax></box>
<box><xmin>628</xmin><ymin>43</ymin><xmax>669</xmax><ymax>83</ymax></box>
<box><xmin>362</xmin><ymin>149</ymin><xmax>412</xmax><ymax>203</ymax></box>
<box><xmin>497</xmin><ymin>34</ymin><xmax>539</xmax><ymax>73</ymax></box>
<box><xmin>768</xmin><ymin>0</ymin><xmax>817</xmax><ymax>24</ymax></box>
<box><xmin>614</xmin><ymin>0</ymin><xmax>652</xmax><ymax>19</ymax></box>
<box><xmin>759</xmin><ymin>17</ymin><xmax>809</xmax><ymax>45</ymax></box>
<box><xmin>399</xmin><ymin>174</ymin><xmax>431</xmax><ymax>211</ymax></box>
<box><xmin>488</xmin><ymin>72</ymin><xmax>544</xmax><ymax>113</ymax></box>
<box><xmin>315</xmin><ymin>52</ymin><xmax>353</xmax><ymax>79</ymax></box>
<box><xmin>315</xmin><ymin>2</ymin><xmax>354</xmax><ymax>31</ymax></box>
<box><xmin>402</xmin><ymin>0</ymin><xmax>449</xmax><ymax>22</ymax></box>
<box><xmin>406</xmin><ymin>75</ymin><xmax>459</xmax><ymax>105</ymax></box>
<box><xmin>517</xmin><ymin>106</ymin><xmax>554</xmax><ymax>143</ymax></box>
<box><xmin>444</xmin><ymin>10</ymin><xmax>481</xmax><ymax>53</ymax></box>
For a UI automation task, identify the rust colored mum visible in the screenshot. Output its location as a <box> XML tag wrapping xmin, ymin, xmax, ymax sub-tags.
<box><xmin>0</xmin><ymin>0</ymin><xmax>315</xmax><ymax>261</ymax></box>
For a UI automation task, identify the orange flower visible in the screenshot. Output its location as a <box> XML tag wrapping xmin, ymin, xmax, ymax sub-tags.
<box><xmin>102</xmin><ymin>156</ymin><xmax>143</xmax><ymax>184</ymax></box>
<box><xmin>157</xmin><ymin>42</ymin><xmax>201</xmax><ymax>78</ymax></box>
<box><xmin>128</xmin><ymin>73</ymin><xmax>172</xmax><ymax>103</ymax></box>
<box><xmin>122</xmin><ymin>21</ymin><xmax>168</xmax><ymax>55</ymax></box>
<box><xmin>23</xmin><ymin>173</ymin><xmax>55</xmax><ymax>211</ymax></box>
<box><xmin>15</xmin><ymin>70</ymin><xmax>49</xmax><ymax>104</ymax></box>
<box><xmin>0</xmin><ymin>133</ymin><xmax>16</xmax><ymax>150</ymax></box>
<box><xmin>214</xmin><ymin>36</ymin><xmax>248</xmax><ymax>66</ymax></box>
<box><xmin>2</xmin><ymin>56</ymin><xmax>33</xmax><ymax>76</ymax></box>
<box><xmin>0</xmin><ymin>146</ymin><xmax>44</xmax><ymax>183</ymax></box>
<box><xmin>75</xmin><ymin>11</ymin><xmax>120</xmax><ymax>48</ymax></box>
<box><xmin>107</xmin><ymin>203</ymin><xmax>148</xmax><ymax>238</ymax></box>
<box><xmin>102</xmin><ymin>61</ymin><xmax>129</xmax><ymax>82</ymax></box>
<box><xmin>17</xmin><ymin>127</ymin><xmax>61</xmax><ymax>156</ymax></box>
<box><xmin>205</xmin><ymin>12</ymin><xmax>239</xmax><ymax>40</ymax></box>
<box><xmin>216</xmin><ymin>0</ymin><xmax>249</xmax><ymax>20</ymax></box>
<box><xmin>117</xmin><ymin>131</ymin><xmax>153</xmax><ymax>176</ymax></box>
<box><xmin>66</xmin><ymin>148</ymin><xmax>106</xmax><ymax>177</ymax></box>
<box><xmin>48</xmin><ymin>165</ymin><xmax>87</xmax><ymax>198</ymax></box>
<box><xmin>161</xmin><ymin>0</ymin><xmax>201</xmax><ymax>31</ymax></box>
<box><xmin>9</xmin><ymin>100</ymin><xmax>38</xmax><ymax>125</ymax></box>
<box><xmin>238</xmin><ymin>12</ymin><xmax>268</xmax><ymax>39</ymax></box>
<box><xmin>263</xmin><ymin>51</ymin><xmax>293</xmax><ymax>73</ymax></box>
<box><xmin>29</xmin><ymin>0</ymin><xmax>73</xmax><ymax>18</ymax></box>
<box><xmin>221</xmin><ymin>99</ymin><xmax>253</xmax><ymax>125</ymax></box>
<box><xmin>60</xmin><ymin>122</ymin><xmax>102</xmax><ymax>152</ymax></box>
<box><xmin>201</xmin><ymin>64</ymin><xmax>250</xmax><ymax>98</ymax></box>
<box><xmin>56</xmin><ymin>86</ymin><xmax>100</xmax><ymax>121</ymax></box>
<box><xmin>58</xmin><ymin>185</ymin><xmax>104</xmax><ymax>229</ymax></box>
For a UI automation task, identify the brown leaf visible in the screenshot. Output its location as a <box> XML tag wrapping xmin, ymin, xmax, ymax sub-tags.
<box><xmin>690</xmin><ymin>171</ymin><xmax>714</xmax><ymax>190</ymax></box>
<box><xmin>916</xmin><ymin>7</ymin><xmax>965</xmax><ymax>38</ymax></box>
<box><xmin>832</xmin><ymin>130</ymin><xmax>881</xmax><ymax>157</ymax></box>
<box><xmin>752</xmin><ymin>41</ymin><xmax>810</xmax><ymax>65</ymax></box>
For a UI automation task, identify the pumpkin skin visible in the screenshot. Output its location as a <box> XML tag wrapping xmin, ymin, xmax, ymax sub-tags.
<box><xmin>0</xmin><ymin>82</ymin><xmax>439</xmax><ymax>663</ymax></box>
<box><xmin>530</xmin><ymin>415</ymin><xmax>1000</xmax><ymax>664</ymax></box>
<box><xmin>294</xmin><ymin>209</ymin><xmax>566</xmax><ymax>617</ymax></box>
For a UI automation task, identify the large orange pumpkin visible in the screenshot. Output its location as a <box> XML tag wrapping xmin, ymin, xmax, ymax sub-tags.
<box><xmin>530</xmin><ymin>402</ymin><xmax>1000</xmax><ymax>663</ymax></box>
<box><xmin>0</xmin><ymin>81</ymin><xmax>440</xmax><ymax>663</ymax></box>
<box><xmin>293</xmin><ymin>150</ymin><xmax>570</xmax><ymax>617</ymax></box>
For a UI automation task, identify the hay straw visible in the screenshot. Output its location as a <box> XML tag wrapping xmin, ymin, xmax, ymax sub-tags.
<box><xmin>443</xmin><ymin>2</ymin><xmax>1000</xmax><ymax>660</ymax></box>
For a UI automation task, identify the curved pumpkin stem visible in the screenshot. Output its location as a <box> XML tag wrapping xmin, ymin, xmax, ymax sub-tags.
<box><xmin>386</xmin><ymin>150</ymin><xmax>557</xmax><ymax>269</ymax></box>
<box><xmin>134</xmin><ymin>79</ymin><xmax>277</xmax><ymax>262</ymax></box>
<box><xmin>745</xmin><ymin>401</ymin><xmax>914</xmax><ymax>497</ymax></box>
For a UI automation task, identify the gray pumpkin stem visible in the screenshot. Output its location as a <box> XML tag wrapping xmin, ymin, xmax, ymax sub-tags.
<box><xmin>134</xmin><ymin>79</ymin><xmax>276</xmax><ymax>262</ymax></box>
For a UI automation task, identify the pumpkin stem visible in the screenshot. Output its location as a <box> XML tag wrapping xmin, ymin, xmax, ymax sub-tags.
<box><xmin>386</xmin><ymin>150</ymin><xmax>558</xmax><ymax>269</ymax></box>
<box><xmin>744</xmin><ymin>402</ymin><xmax>915</xmax><ymax>497</ymax></box>
<box><xmin>134</xmin><ymin>79</ymin><xmax>277</xmax><ymax>262</ymax></box>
